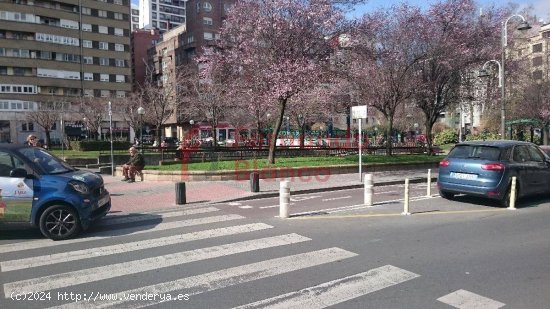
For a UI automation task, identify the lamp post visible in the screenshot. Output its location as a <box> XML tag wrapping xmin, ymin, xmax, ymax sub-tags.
<box><xmin>137</xmin><ymin>107</ymin><xmax>145</xmax><ymax>153</ymax></box>
<box><xmin>82</xmin><ymin>117</ymin><xmax>88</xmax><ymax>140</ymax></box>
<box><xmin>189</xmin><ymin>119</ymin><xmax>194</xmax><ymax>141</ymax></box>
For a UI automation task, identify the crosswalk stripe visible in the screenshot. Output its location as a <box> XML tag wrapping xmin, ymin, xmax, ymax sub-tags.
<box><xmin>4</xmin><ymin>233</ymin><xmax>312</xmax><ymax>297</ymax></box>
<box><xmin>1</xmin><ymin>223</ymin><xmax>273</xmax><ymax>272</ymax></box>
<box><xmin>98</xmin><ymin>207</ymin><xmax>220</xmax><ymax>226</ymax></box>
<box><xmin>50</xmin><ymin>247</ymin><xmax>357</xmax><ymax>309</ymax></box>
<box><xmin>0</xmin><ymin>214</ymin><xmax>244</xmax><ymax>254</ymax></box>
<box><xmin>234</xmin><ymin>265</ymin><xmax>420</xmax><ymax>309</ymax></box>
<box><xmin>437</xmin><ymin>289</ymin><xmax>505</xmax><ymax>309</ymax></box>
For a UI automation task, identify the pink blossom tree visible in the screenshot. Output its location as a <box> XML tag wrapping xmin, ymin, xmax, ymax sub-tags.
<box><xmin>211</xmin><ymin>0</ymin><xmax>352</xmax><ymax>164</ymax></box>
<box><xmin>515</xmin><ymin>80</ymin><xmax>550</xmax><ymax>145</ymax></box>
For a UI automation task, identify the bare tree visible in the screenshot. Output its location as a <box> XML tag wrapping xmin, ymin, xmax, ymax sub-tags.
<box><xmin>26</xmin><ymin>97</ymin><xmax>65</xmax><ymax>147</ymax></box>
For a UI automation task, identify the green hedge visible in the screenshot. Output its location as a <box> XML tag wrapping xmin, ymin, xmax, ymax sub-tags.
<box><xmin>70</xmin><ymin>141</ymin><xmax>132</xmax><ymax>151</ymax></box>
<box><xmin>434</xmin><ymin>129</ymin><xmax>458</xmax><ymax>145</ymax></box>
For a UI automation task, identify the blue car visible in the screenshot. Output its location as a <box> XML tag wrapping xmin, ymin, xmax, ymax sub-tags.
<box><xmin>0</xmin><ymin>144</ymin><xmax>110</xmax><ymax>240</ymax></box>
<box><xmin>438</xmin><ymin>141</ymin><xmax>550</xmax><ymax>207</ymax></box>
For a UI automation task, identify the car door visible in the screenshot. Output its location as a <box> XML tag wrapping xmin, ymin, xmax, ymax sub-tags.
<box><xmin>0</xmin><ymin>150</ymin><xmax>34</xmax><ymax>223</ymax></box>
<box><xmin>526</xmin><ymin>145</ymin><xmax>550</xmax><ymax>194</ymax></box>
<box><xmin>511</xmin><ymin>145</ymin><xmax>537</xmax><ymax>196</ymax></box>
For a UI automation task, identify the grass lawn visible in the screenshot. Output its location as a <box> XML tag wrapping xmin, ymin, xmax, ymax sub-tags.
<box><xmin>49</xmin><ymin>149</ymin><xmax>102</xmax><ymax>159</ymax></box>
<box><xmin>146</xmin><ymin>154</ymin><xmax>443</xmax><ymax>171</ymax></box>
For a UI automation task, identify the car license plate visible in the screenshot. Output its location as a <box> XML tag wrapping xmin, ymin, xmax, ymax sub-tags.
<box><xmin>450</xmin><ymin>172</ymin><xmax>478</xmax><ymax>180</ymax></box>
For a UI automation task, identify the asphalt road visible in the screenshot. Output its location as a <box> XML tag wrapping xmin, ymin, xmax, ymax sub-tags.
<box><xmin>1</xmin><ymin>183</ymin><xmax>550</xmax><ymax>308</ymax></box>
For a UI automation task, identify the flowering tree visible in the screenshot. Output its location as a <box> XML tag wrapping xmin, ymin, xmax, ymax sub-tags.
<box><xmin>412</xmin><ymin>0</ymin><xmax>501</xmax><ymax>153</ymax></box>
<box><xmin>212</xmin><ymin>0</ymin><xmax>351</xmax><ymax>163</ymax></box>
<box><xmin>515</xmin><ymin>80</ymin><xmax>550</xmax><ymax>145</ymax></box>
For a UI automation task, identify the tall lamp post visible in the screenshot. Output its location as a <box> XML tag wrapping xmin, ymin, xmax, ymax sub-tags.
<box><xmin>137</xmin><ymin>107</ymin><xmax>145</xmax><ymax>153</ymax></box>
<box><xmin>82</xmin><ymin>117</ymin><xmax>88</xmax><ymax>140</ymax></box>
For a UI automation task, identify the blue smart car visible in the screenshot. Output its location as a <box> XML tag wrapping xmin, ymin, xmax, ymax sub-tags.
<box><xmin>0</xmin><ymin>144</ymin><xmax>110</xmax><ymax>240</ymax></box>
<box><xmin>438</xmin><ymin>141</ymin><xmax>550</xmax><ymax>207</ymax></box>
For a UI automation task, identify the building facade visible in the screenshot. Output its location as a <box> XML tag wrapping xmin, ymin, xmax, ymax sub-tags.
<box><xmin>0</xmin><ymin>0</ymin><xmax>132</xmax><ymax>144</ymax></box>
<box><xmin>139</xmin><ymin>0</ymin><xmax>185</xmax><ymax>33</ymax></box>
<box><xmin>131</xmin><ymin>3</ymin><xmax>140</xmax><ymax>31</ymax></box>
<box><xmin>131</xmin><ymin>28</ymin><xmax>160</xmax><ymax>89</ymax></box>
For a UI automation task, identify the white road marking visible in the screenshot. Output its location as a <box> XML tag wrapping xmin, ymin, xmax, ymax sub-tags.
<box><xmin>437</xmin><ymin>289</ymin><xmax>505</xmax><ymax>309</ymax></box>
<box><xmin>0</xmin><ymin>214</ymin><xmax>244</xmax><ymax>254</ymax></box>
<box><xmin>228</xmin><ymin>202</ymin><xmax>242</xmax><ymax>206</ymax></box>
<box><xmin>1</xmin><ymin>223</ymin><xmax>273</xmax><ymax>272</ymax></box>
<box><xmin>4</xmin><ymin>234</ymin><xmax>311</xmax><ymax>297</ymax></box>
<box><xmin>260</xmin><ymin>203</ymin><xmax>295</xmax><ymax>209</ymax></box>
<box><xmin>321</xmin><ymin>196</ymin><xmax>352</xmax><ymax>202</ymax></box>
<box><xmin>50</xmin><ymin>247</ymin><xmax>357</xmax><ymax>309</ymax></box>
<box><xmin>234</xmin><ymin>265</ymin><xmax>420</xmax><ymax>309</ymax></box>
<box><xmin>290</xmin><ymin>195</ymin><xmax>321</xmax><ymax>202</ymax></box>
<box><xmin>375</xmin><ymin>190</ymin><xmax>397</xmax><ymax>194</ymax></box>
<box><xmin>98</xmin><ymin>207</ymin><xmax>219</xmax><ymax>226</ymax></box>
<box><xmin>239</xmin><ymin>206</ymin><xmax>254</xmax><ymax>209</ymax></box>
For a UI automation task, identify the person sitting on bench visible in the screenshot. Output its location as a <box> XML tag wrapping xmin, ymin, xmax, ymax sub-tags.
<box><xmin>121</xmin><ymin>147</ymin><xmax>145</xmax><ymax>183</ymax></box>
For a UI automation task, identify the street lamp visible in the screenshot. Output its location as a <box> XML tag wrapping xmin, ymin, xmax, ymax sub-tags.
<box><xmin>82</xmin><ymin>117</ymin><xmax>88</xmax><ymax>140</ymax></box>
<box><xmin>497</xmin><ymin>14</ymin><xmax>531</xmax><ymax>139</ymax></box>
<box><xmin>137</xmin><ymin>107</ymin><xmax>145</xmax><ymax>152</ymax></box>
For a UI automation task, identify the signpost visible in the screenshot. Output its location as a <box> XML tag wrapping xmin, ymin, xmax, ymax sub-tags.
<box><xmin>351</xmin><ymin>105</ymin><xmax>368</xmax><ymax>182</ymax></box>
<box><xmin>108</xmin><ymin>101</ymin><xmax>114</xmax><ymax>176</ymax></box>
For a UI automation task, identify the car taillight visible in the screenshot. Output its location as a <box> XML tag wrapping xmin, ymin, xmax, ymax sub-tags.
<box><xmin>481</xmin><ymin>163</ymin><xmax>505</xmax><ymax>171</ymax></box>
<box><xmin>439</xmin><ymin>160</ymin><xmax>450</xmax><ymax>167</ymax></box>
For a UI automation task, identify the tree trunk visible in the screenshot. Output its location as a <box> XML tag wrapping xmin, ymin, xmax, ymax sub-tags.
<box><xmin>211</xmin><ymin>125</ymin><xmax>217</xmax><ymax>149</ymax></box>
<box><xmin>257</xmin><ymin>119</ymin><xmax>262</xmax><ymax>149</ymax></box>
<box><xmin>544</xmin><ymin>122</ymin><xmax>549</xmax><ymax>146</ymax></box>
<box><xmin>299</xmin><ymin>125</ymin><xmax>305</xmax><ymax>149</ymax></box>
<box><xmin>267</xmin><ymin>99</ymin><xmax>287</xmax><ymax>164</ymax></box>
<box><xmin>386</xmin><ymin>118</ymin><xmax>393</xmax><ymax>156</ymax></box>
<box><xmin>425</xmin><ymin>119</ymin><xmax>437</xmax><ymax>155</ymax></box>
<box><xmin>45</xmin><ymin>130</ymin><xmax>51</xmax><ymax>148</ymax></box>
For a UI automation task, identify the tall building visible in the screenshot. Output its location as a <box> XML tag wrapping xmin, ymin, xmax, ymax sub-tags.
<box><xmin>0</xmin><ymin>0</ymin><xmax>132</xmax><ymax>143</ymax></box>
<box><xmin>139</xmin><ymin>0</ymin><xmax>186</xmax><ymax>33</ymax></box>
<box><xmin>131</xmin><ymin>28</ymin><xmax>160</xmax><ymax>89</ymax></box>
<box><xmin>131</xmin><ymin>4</ymin><xmax>140</xmax><ymax>31</ymax></box>
<box><xmin>523</xmin><ymin>22</ymin><xmax>550</xmax><ymax>81</ymax></box>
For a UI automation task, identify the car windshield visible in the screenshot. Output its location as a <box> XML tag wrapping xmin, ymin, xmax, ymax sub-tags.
<box><xmin>18</xmin><ymin>147</ymin><xmax>75</xmax><ymax>174</ymax></box>
<box><xmin>448</xmin><ymin>145</ymin><xmax>501</xmax><ymax>161</ymax></box>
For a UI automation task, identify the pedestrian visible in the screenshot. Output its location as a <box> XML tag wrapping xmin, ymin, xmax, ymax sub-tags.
<box><xmin>121</xmin><ymin>147</ymin><xmax>145</xmax><ymax>183</ymax></box>
<box><xmin>26</xmin><ymin>135</ymin><xmax>38</xmax><ymax>147</ymax></box>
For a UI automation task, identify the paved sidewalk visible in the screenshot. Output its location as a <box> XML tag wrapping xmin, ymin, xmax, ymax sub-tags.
<box><xmin>102</xmin><ymin>168</ymin><xmax>438</xmax><ymax>213</ymax></box>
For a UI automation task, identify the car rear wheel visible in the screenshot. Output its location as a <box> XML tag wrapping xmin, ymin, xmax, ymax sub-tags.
<box><xmin>39</xmin><ymin>205</ymin><xmax>81</xmax><ymax>240</ymax></box>
<box><xmin>439</xmin><ymin>190</ymin><xmax>455</xmax><ymax>200</ymax></box>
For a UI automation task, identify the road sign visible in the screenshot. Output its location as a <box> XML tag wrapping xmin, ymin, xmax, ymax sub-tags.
<box><xmin>351</xmin><ymin>106</ymin><xmax>368</xmax><ymax>119</ymax></box>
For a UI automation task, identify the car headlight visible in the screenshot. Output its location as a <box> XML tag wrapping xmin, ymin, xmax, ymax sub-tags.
<box><xmin>68</xmin><ymin>181</ymin><xmax>90</xmax><ymax>195</ymax></box>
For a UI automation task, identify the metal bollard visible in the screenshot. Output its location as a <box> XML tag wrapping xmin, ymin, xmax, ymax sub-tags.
<box><xmin>250</xmin><ymin>172</ymin><xmax>260</xmax><ymax>192</ymax></box>
<box><xmin>175</xmin><ymin>182</ymin><xmax>186</xmax><ymax>205</ymax></box>
<box><xmin>364</xmin><ymin>173</ymin><xmax>374</xmax><ymax>206</ymax></box>
<box><xmin>427</xmin><ymin>169</ymin><xmax>432</xmax><ymax>197</ymax></box>
<box><xmin>402</xmin><ymin>178</ymin><xmax>411</xmax><ymax>215</ymax></box>
<box><xmin>279</xmin><ymin>181</ymin><xmax>290</xmax><ymax>218</ymax></box>
<box><xmin>508</xmin><ymin>176</ymin><xmax>517</xmax><ymax>210</ymax></box>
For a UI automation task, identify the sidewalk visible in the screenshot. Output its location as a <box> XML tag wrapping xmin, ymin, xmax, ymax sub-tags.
<box><xmin>102</xmin><ymin>168</ymin><xmax>438</xmax><ymax>213</ymax></box>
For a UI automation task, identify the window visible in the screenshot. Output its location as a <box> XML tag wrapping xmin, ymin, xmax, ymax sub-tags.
<box><xmin>527</xmin><ymin>146</ymin><xmax>545</xmax><ymax>162</ymax></box>
<box><xmin>204</xmin><ymin>32</ymin><xmax>213</xmax><ymax>40</ymax></box>
<box><xmin>513</xmin><ymin>146</ymin><xmax>531</xmax><ymax>163</ymax></box>
<box><xmin>115</xmin><ymin>44</ymin><xmax>124</xmax><ymax>52</ymax></box>
<box><xmin>83</xmin><ymin>57</ymin><xmax>93</xmax><ymax>64</ymax></box>
<box><xmin>82</xmin><ymin>23</ymin><xmax>92</xmax><ymax>32</ymax></box>
<box><xmin>115</xmin><ymin>59</ymin><xmax>125</xmax><ymax>67</ymax></box>
<box><xmin>533</xmin><ymin>43</ymin><xmax>543</xmax><ymax>53</ymax></box>
<box><xmin>114</xmin><ymin>28</ymin><xmax>123</xmax><ymax>36</ymax></box>
<box><xmin>21</xmin><ymin>122</ymin><xmax>34</xmax><ymax>132</ymax></box>
<box><xmin>82</xmin><ymin>7</ymin><xmax>91</xmax><ymax>15</ymax></box>
<box><xmin>116</xmin><ymin>91</ymin><xmax>126</xmax><ymax>98</ymax></box>
<box><xmin>188</xmin><ymin>35</ymin><xmax>194</xmax><ymax>43</ymax></box>
<box><xmin>114</xmin><ymin>0</ymin><xmax>123</xmax><ymax>4</ymax></box>
<box><xmin>114</xmin><ymin>13</ymin><xmax>123</xmax><ymax>20</ymax></box>
<box><xmin>83</xmin><ymin>73</ymin><xmax>93</xmax><ymax>80</ymax></box>
<box><xmin>100</xmin><ymin>74</ymin><xmax>109</xmax><ymax>82</ymax></box>
<box><xmin>100</xmin><ymin>58</ymin><xmax>109</xmax><ymax>66</ymax></box>
<box><xmin>83</xmin><ymin>89</ymin><xmax>93</xmax><ymax>97</ymax></box>
<box><xmin>533</xmin><ymin>56</ymin><xmax>543</xmax><ymax>67</ymax></box>
<box><xmin>533</xmin><ymin>70</ymin><xmax>543</xmax><ymax>80</ymax></box>
<box><xmin>203</xmin><ymin>17</ymin><xmax>212</xmax><ymax>25</ymax></box>
<box><xmin>116</xmin><ymin>75</ymin><xmax>125</xmax><ymax>83</ymax></box>
<box><xmin>98</xmin><ymin>26</ymin><xmax>108</xmax><ymax>34</ymax></box>
<box><xmin>203</xmin><ymin>2</ymin><xmax>212</xmax><ymax>12</ymax></box>
<box><xmin>83</xmin><ymin>40</ymin><xmax>92</xmax><ymax>48</ymax></box>
<box><xmin>99</xmin><ymin>42</ymin><xmax>109</xmax><ymax>50</ymax></box>
<box><xmin>98</xmin><ymin>10</ymin><xmax>107</xmax><ymax>18</ymax></box>
<box><xmin>100</xmin><ymin>90</ymin><xmax>110</xmax><ymax>98</ymax></box>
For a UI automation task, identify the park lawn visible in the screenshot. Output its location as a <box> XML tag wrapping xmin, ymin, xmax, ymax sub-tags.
<box><xmin>146</xmin><ymin>154</ymin><xmax>443</xmax><ymax>171</ymax></box>
<box><xmin>49</xmin><ymin>149</ymin><xmax>102</xmax><ymax>159</ymax></box>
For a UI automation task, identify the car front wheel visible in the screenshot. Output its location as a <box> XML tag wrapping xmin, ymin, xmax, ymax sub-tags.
<box><xmin>39</xmin><ymin>205</ymin><xmax>81</xmax><ymax>240</ymax></box>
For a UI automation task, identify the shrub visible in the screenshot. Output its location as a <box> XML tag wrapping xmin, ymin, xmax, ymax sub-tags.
<box><xmin>465</xmin><ymin>132</ymin><xmax>500</xmax><ymax>141</ymax></box>
<box><xmin>434</xmin><ymin>129</ymin><xmax>458</xmax><ymax>145</ymax></box>
<box><xmin>70</xmin><ymin>141</ymin><xmax>132</xmax><ymax>151</ymax></box>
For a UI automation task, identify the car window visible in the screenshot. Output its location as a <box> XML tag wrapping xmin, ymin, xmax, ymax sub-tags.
<box><xmin>0</xmin><ymin>151</ymin><xmax>25</xmax><ymax>177</ymax></box>
<box><xmin>513</xmin><ymin>146</ymin><xmax>531</xmax><ymax>163</ymax></box>
<box><xmin>17</xmin><ymin>148</ymin><xmax>74</xmax><ymax>174</ymax></box>
<box><xmin>527</xmin><ymin>146</ymin><xmax>545</xmax><ymax>162</ymax></box>
<box><xmin>448</xmin><ymin>145</ymin><xmax>501</xmax><ymax>160</ymax></box>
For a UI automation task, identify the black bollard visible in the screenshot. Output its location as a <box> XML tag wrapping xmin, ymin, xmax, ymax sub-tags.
<box><xmin>250</xmin><ymin>172</ymin><xmax>260</xmax><ymax>192</ymax></box>
<box><xmin>176</xmin><ymin>182</ymin><xmax>186</xmax><ymax>205</ymax></box>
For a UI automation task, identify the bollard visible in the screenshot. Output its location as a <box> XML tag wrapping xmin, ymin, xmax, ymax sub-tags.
<box><xmin>508</xmin><ymin>176</ymin><xmax>517</xmax><ymax>210</ymax></box>
<box><xmin>175</xmin><ymin>182</ymin><xmax>186</xmax><ymax>205</ymax></box>
<box><xmin>402</xmin><ymin>178</ymin><xmax>411</xmax><ymax>215</ymax></box>
<box><xmin>364</xmin><ymin>173</ymin><xmax>374</xmax><ymax>206</ymax></box>
<box><xmin>250</xmin><ymin>172</ymin><xmax>260</xmax><ymax>192</ymax></box>
<box><xmin>426</xmin><ymin>169</ymin><xmax>432</xmax><ymax>197</ymax></box>
<box><xmin>279</xmin><ymin>181</ymin><xmax>290</xmax><ymax>218</ymax></box>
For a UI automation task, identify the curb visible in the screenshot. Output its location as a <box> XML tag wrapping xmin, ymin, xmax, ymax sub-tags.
<box><xmin>222</xmin><ymin>177</ymin><xmax>438</xmax><ymax>203</ymax></box>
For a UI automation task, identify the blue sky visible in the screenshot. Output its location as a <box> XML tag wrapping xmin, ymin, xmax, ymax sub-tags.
<box><xmin>350</xmin><ymin>0</ymin><xmax>550</xmax><ymax>21</ymax></box>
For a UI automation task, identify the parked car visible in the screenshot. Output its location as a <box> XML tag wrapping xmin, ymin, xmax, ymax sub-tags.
<box><xmin>438</xmin><ymin>141</ymin><xmax>550</xmax><ymax>207</ymax></box>
<box><xmin>540</xmin><ymin>145</ymin><xmax>550</xmax><ymax>157</ymax></box>
<box><xmin>0</xmin><ymin>144</ymin><xmax>111</xmax><ymax>240</ymax></box>
<box><xmin>163</xmin><ymin>137</ymin><xmax>179</xmax><ymax>147</ymax></box>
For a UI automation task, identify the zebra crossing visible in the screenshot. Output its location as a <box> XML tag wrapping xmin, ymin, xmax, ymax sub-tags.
<box><xmin>0</xmin><ymin>206</ymin><xmax>504</xmax><ymax>308</ymax></box>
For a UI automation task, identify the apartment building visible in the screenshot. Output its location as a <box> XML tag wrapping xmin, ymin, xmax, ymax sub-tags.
<box><xmin>139</xmin><ymin>0</ymin><xmax>185</xmax><ymax>33</ymax></box>
<box><xmin>0</xmin><ymin>0</ymin><xmax>132</xmax><ymax>143</ymax></box>
<box><xmin>131</xmin><ymin>28</ymin><xmax>159</xmax><ymax>89</ymax></box>
<box><xmin>524</xmin><ymin>22</ymin><xmax>550</xmax><ymax>81</ymax></box>
<box><xmin>131</xmin><ymin>3</ymin><xmax>139</xmax><ymax>30</ymax></box>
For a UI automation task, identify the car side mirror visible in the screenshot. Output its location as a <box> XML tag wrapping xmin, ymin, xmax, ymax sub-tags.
<box><xmin>10</xmin><ymin>168</ymin><xmax>27</xmax><ymax>178</ymax></box>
